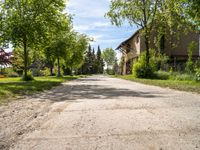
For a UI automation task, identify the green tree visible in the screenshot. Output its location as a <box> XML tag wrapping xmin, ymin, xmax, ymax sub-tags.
<box><xmin>106</xmin><ymin>0</ymin><xmax>198</xmax><ymax>68</ymax></box>
<box><xmin>43</xmin><ymin>14</ymin><xmax>73</xmax><ymax>77</ymax></box>
<box><xmin>183</xmin><ymin>0</ymin><xmax>200</xmax><ymax>27</ymax></box>
<box><xmin>11</xmin><ymin>47</ymin><xmax>24</xmax><ymax>75</ymax></box>
<box><xmin>1</xmin><ymin>0</ymin><xmax>67</xmax><ymax>80</ymax></box>
<box><xmin>89</xmin><ymin>48</ymin><xmax>95</xmax><ymax>74</ymax></box>
<box><xmin>106</xmin><ymin>0</ymin><xmax>161</xmax><ymax>66</ymax></box>
<box><xmin>52</xmin><ymin>34</ymin><xmax>71</xmax><ymax>77</ymax></box>
<box><xmin>44</xmin><ymin>46</ymin><xmax>56</xmax><ymax>76</ymax></box>
<box><xmin>30</xmin><ymin>50</ymin><xmax>46</xmax><ymax>76</ymax></box>
<box><xmin>64</xmin><ymin>33</ymin><xmax>89</xmax><ymax>75</ymax></box>
<box><xmin>82</xmin><ymin>45</ymin><xmax>93</xmax><ymax>74</ymax></box>
<box><xmin>113</xmin><ymin>58</ymin><xmax>119</xmax><ymax>75</ymax></box>
<box><xmin>96</xmin><ymin>46</ymin><xmax>104</xmax><ymax>74</ymax></box>
<box><xmin>185</xmin><ymin>41</ymin><xmax>197</xmax><ymax>74</ymax></box>
<box><xmin>102</xmin><ymin>48</ymin><xmax>116</xmax><ymax>69</ymax></box>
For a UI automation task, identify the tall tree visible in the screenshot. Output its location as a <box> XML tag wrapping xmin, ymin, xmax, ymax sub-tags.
<box><xmin>52</xmin><ymin>34</ymin><xmax>71</xmax><ymax>77</ymax></box>
<box><xmin>113</xmin><ymin>58</ymin><xmax>119</xmax><ymax>75</ymax></box>
<box><xmin>106</xmin><ymin>0</ymin><xmax>161</xmax><ymax>66</ymax></box>
<box><xmin>11</xmin><ymin>47</ymin><xmax>24</xmax><ymax>75</ymax></box>
<box><xmin>44</xmin><ymin>46</ymin><xmax>56</xmax><ymax>76</ymax></box>
<box><xmin>82</xmin><ymin>45</ymin><xmax>93</xmax><ymax>74</ymax></box>
<box><xmin>42</xmin><ymin>13</ymin><xmax>72</xmax><ymax>77</ymax></box>
<box><xmin>96</xmin><ymin>46</ymin><xmax>104</xmax><ymax>74</ymax></box>
<box><xmin>106</xmin><ymin>0</ymin><xmax>197</xmax><ymax>67</ymax></box>
<box><xmin>1</xmin><ymin>0</ymin><xmax>67</xmax><ymax>80</ymax></box>
<box><xmin>154</xmin><ymin>0</ymin><xmax>198</xmax><ymax>49</ymax></box>
<box><xmin>102</xmin><ymin>48</ymin><xmax>116</xmax><ymax>69</ymax></box>
<box><xmin>91</xmin><ymin>48</ymin><xmax>97</xmax><ymax>74</ymax></box>
<box><xmin>64</xmin><ymin>33</ymin><xmax>89</xmax><ymax>75</ymax></box>
<box><xmin>184</xmin><ymin>0</ymin><xmax>200</xmax><ymax>27</ymax></box>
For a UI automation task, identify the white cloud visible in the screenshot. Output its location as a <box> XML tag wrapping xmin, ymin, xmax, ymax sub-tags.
<box><xmin>73</xmin><ymin>25</ymin><xmax>91</xmax><ymax>31</ymax></box>
<box><xmin>89</xmin><ymin>34</ymin><xmax>104</xmax><ymax>41</ymax></box>
<box><xmin>73</xmin><ymin>21</ymin><xmax>111</xmax><ymax>32</ymax></box>
<box><xmin>93</xmin><ymin>22</ymin><xmax>110</xmax><ymax>27</ymax></box>
<box><xmin>67</xmin><ymin>0</ymin><xmax>108</xmax><ymax>18</ymax></box>
<box><xmin>67</xmin><ymin>0</ymin><xmax>138</xmax><ymax>50</ymax></box>
<box><xmin>98</xmin><ymin>38</ymin><xmax>126</xmax><ymax>44</ymax></box>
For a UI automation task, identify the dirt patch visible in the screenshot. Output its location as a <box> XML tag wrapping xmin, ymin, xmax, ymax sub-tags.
<box><xmin>0</xmin><ymin>98</ymin><xmax>52</xmax><ymax>149</ymax></box>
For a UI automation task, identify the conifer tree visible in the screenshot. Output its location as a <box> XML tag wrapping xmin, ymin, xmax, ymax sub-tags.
<box><xmin>96</xmin><ymin>46</ymin><xmax>104</xmax><ymax>74</ymax></box>
<box><xmin>91</xmin><ymin>48</ymin><xmax>97</xmax><ymax>74</ymax></box>
<box><xmin>82</xmin><ymin>45</ymin><xmax>92</xmax><ymax>74</ymax></box>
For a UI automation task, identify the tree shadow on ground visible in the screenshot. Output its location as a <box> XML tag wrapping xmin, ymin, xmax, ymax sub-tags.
<box><xmin>32</xmin><ymin>78</ymin><xmax>165</xmax><ymax>102</ymax></box>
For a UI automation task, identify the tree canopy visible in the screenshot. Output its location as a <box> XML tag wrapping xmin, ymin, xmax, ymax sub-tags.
<box><xmin>102</xmin><ymin>48</ymin><xmax>116</xmax><ymax>68</ymax></box>
<box><xmin>106</xmin><ymin>0</ymin><xmax>199</xmax><ymax>66</ymax></box>
<box><xmin>0</xmin><ymin>0</ymin><xmax>90</xmax><ymax>79</ymax></box>
<box><xmin>81</xmin><ymin>45</ymin><xmax>104</xmax><ymax>74</ymax></box>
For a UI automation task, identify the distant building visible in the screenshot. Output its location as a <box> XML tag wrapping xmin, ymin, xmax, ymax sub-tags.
<box><xmin>116</xmin><ymin>29</ymin><xmax>200</xmax><ymax>75</ymax></box>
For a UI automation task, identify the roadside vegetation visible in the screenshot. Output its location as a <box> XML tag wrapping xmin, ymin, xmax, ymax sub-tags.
<box><xmin>102</xmin><ymin>48</ymin><xmax>118</xmax><ymax>75</ymax></box>
<box><xmin>107</xmin><ymin>0</ymin><xmax>200</xmax><ymax>92</ymax></box>
<box><xmin>113</xmin><ymin>72</ymin><xmax>200</xmax><ymax>94</ymax></box>
<box><xmin>0</xmin><ymin>75</ymin><xmax>84</xmax><ymax>104</ymax></box>
<box><xmin>0</xmin><ymin>0</ymin><xmax>91</xmax><ymax>81</ymax></box>
<box><xmin>0</xmin><ymin>0</ymin><xmax>106</xmax><ymax>103</ymax></box>
<box><xmin>113</xmin><ymin>43</ymin><xmax>200</xmax><ymax>93</ymax></box>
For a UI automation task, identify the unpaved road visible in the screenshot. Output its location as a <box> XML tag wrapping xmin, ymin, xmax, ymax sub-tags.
<box><xmin>1</xmin><ymin>75</ymin><xmax>200</xmax><ymax>150</ymax></box>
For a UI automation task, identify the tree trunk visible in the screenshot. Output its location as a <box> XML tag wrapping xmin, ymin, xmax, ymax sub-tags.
<box><xmin>50</xmin><ymin>67</ymin><xmax>53</xmax><ymax>76</ymax></box>
<box><xmin>0</xmin><ymin>66</ymin><xmax>2</xmax><ymax>75</ymax></box>
<box><xmin>144</xmin><ymin>32</ymin><xmax>150</xmax><ymax>66</ymax></box>
<box><xmin>23</xmin><ymin>37</ymin><xmax>28</xmax><ymax>80</ymax></box>
<box><xmin>57</xmin><ymin>57</ymin><xmax>61</xmax><ymax>77</ymax></box>
<box><xmin>70</xmin><ymin>66</ymin><xmax>73</xmax><ymax>76</ymax></box>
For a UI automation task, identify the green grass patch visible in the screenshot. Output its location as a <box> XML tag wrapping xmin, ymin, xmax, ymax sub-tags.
<box><xmin>113</xmin><ymin>74</ymin><xmax>200</xmax><ymax>94</ymax></box>
<box><xmin>0</xmin><ymin>75</ymin><xmax>85</xmax><ymax>104</ymax></box>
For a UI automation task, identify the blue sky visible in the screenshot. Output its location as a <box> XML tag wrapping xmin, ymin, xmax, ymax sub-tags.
<box><xmin>67</xmin><ymin>0</ymin><xmax>138</xmax><ymax>51</ymax></box>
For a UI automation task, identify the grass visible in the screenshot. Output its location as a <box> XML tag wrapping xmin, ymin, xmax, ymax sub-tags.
<box><xmin>113</xmin><ymin>74</ymin><xmax>200</xmax><ymax>94</ymax></box>
<box><xmin>0</xmin><ymin>75</ymin><xmax>85</xmax><ymax>104</ymax></box>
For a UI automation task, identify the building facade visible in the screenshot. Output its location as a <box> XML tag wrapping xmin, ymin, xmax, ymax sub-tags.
<box><xmin>116</xmin><ymin>29</ymin><xmax>200</xmax><ymax>75</ymax></box>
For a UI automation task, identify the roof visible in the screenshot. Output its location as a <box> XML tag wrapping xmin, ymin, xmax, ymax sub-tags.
<box><xmin>116</xmin><ymin>28</ymin><xmax>142</xmax><ymax>50</ymax></box>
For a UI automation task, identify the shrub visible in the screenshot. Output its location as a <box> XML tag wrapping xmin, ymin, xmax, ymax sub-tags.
<box><xmin>154</xmin><ymin>71</ymin><xmax>170</xmax><ymax>80</ymax></box>
<box><xmin>40</xmin><ymin>68</ymin><xmax>50</xmax><ymax>76</ymax></box>
<box><xmin>195</xmin><ymin>68</ymin><xmax>200</xmax><ymax>82</ymax></box>
<box><xmin>185</xmin><ymin>61</ymin><xmax>194</xmax><ymax>74</ymax></box>
<box><xmin>185</xmin><ymin>41</ymin><xmax>197</xmax><ymax>73</ymax></box>
<box><xmin>195</xmin><ymin>58</ymin><xmax>200</xmax><ymax>69</ymax></box>
<box><xmin>106</xmin><ymin>68</ymin><xmax>114</xmax><ymax>75</ymax></box>
<box><xmin>169</xmin><ymin>72</ymin><xmax>195</xmax><ymax>81</ymax></box>
<box><xmin>21</xmin><ymin>71</ymin><xmax>34</xmax><ymax>81</ymax></box>
<box><xmin>4</xmin><ymin>68</ymin><xmax>19</xmax><ymax>77</ymax></box>
<box><xmin>7</xmin><ymin>72</ymin><xmax>19</xmax><ymax>77</ymax></box>
<box><xmin>31</xmin><ymin>68</ymin><xmax>45</xmax><ymax>76</ymax></box>
<box><xmin>150</xmin><ymin>49</ymin><xmax>169</xmax><ymax>71</ymax></box>
<box><xmin>132</xmin><ymin>52</ymin><xmax>155</xmax><ymax>78</ymax></box>
<box><xmin>173</xmin><ymin>73</ymin><xmax>194</xmax><ymax>81</ymax></box>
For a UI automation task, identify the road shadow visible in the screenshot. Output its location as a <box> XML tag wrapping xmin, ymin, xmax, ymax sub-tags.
<box><xmin>32</xmin><ymin>77</ymin><xmax>164</xmax><ymax>102</ymax></box>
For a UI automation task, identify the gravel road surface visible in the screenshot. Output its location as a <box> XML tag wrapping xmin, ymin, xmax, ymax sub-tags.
<box><xmin>1</xmin><ymin>75</ymin><xmax>200</xmax><ymax>150</ymax></box>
